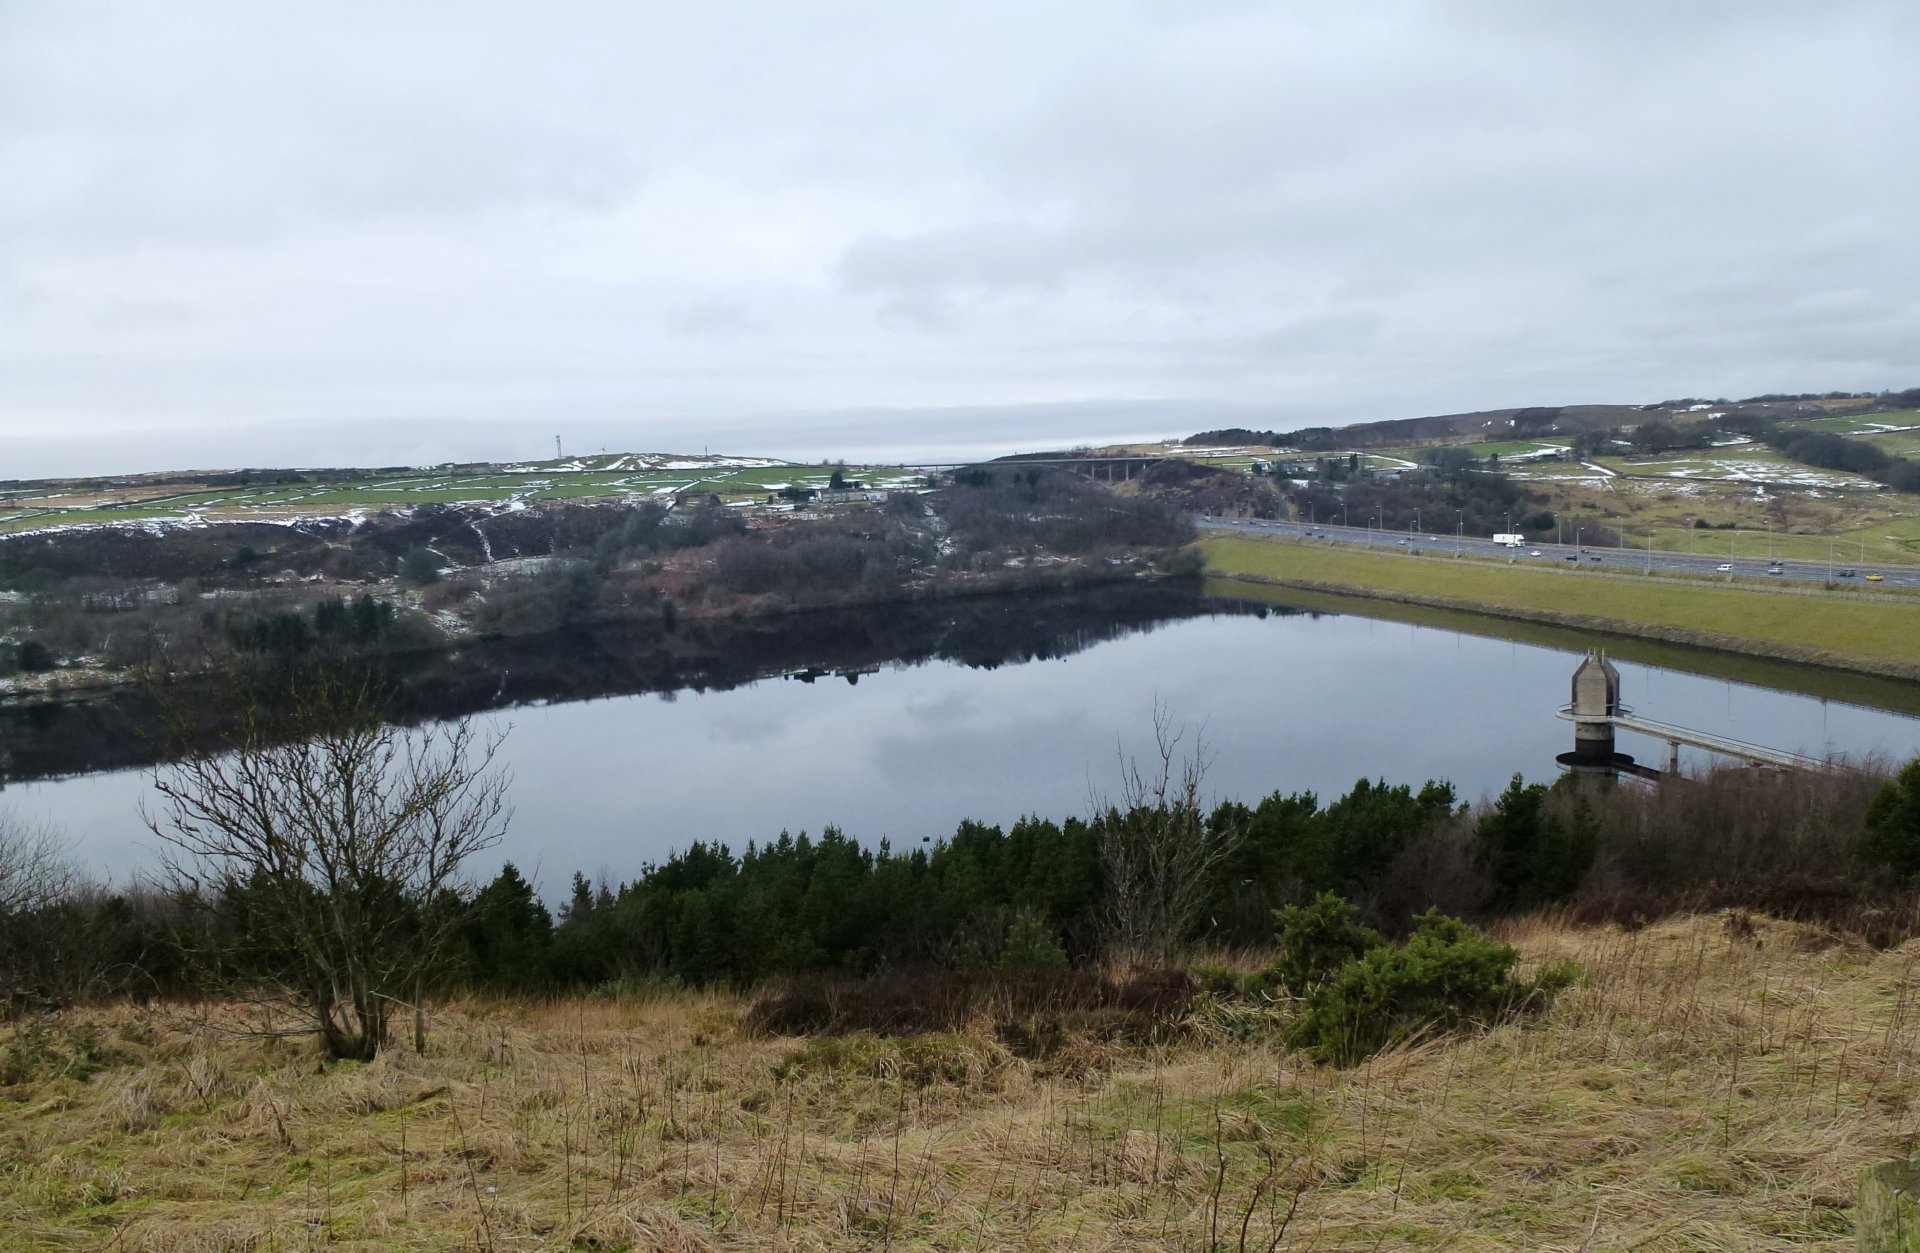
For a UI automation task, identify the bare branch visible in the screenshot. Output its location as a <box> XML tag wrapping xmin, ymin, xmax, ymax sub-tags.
<box><xmin>1095</xmin><ymin>700</ymin><xmax>1241</xmax><ymax>967</ymax></box>
<box><xmin>146</xmin><ymin>665</ymin><xmax>510</xmax><ymax>1059</ymax></box>
<box><xmin>0</xmin><ymin>810</ymin><xmax>77</xmax><ymax>915</ymax></box>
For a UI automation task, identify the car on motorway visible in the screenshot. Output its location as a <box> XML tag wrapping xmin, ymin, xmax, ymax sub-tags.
<box><xmin>1867</xmin><ymin>573</ymin><xmax>1885</xmax><ymax>582</ymax></box>
<box><xmin>1529</xmin><ymin>549</ymin><xmax>1542</xmax><ymax>556</ymax></box>
<box><xmin>1840</xmin><ymin>568</ymin><xmax>1857</xmax><ymax>577</ymax></box>
<box><xmin>1767</xmin><ymin>567</ymin><xmax>1783</xmax><ymax>576</ymax></box>
<box><xmin>1716</xmin><ymin>563</ymin><xmax>1733</xmax><ymax>572</ymax></box>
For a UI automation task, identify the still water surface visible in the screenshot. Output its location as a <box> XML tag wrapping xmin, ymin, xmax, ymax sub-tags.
<box><xmin>13</xmin><ymin>599</ymin><xmax>1920</xmax><ymax>891</ymax></box>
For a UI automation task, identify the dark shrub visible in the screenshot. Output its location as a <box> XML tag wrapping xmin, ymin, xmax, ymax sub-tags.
<box><xmin>998</xmin><ymin>906</ymin><xmax>1068</xmax><ymax>970</ymax></box>
<box><xmin>397</xmin><ymin>549</ymin><xmax>442</xmax><ymax>587</ymax></box>
<box><xmin>1475</xmin><ymin>776</ymin><xmax>1598</xmax><ymax>912</ymax></box>
<box><xmin>1251</xmin><ymin>892</ymin><xmax>1384</xmax><ymax>995</ymax></box>
<box><xmin>14</xmin><ymin>640</ymin><xmax>53</xmax><ymax>672</ymax></box>
<box><xmin>1283</xmin><ymin>909</ymin><xmax>1575</xmax><ymax>1066</ymax></box>
<box><xmin>1862</xmin><ymin>760</ymin><xmax>1920</xmax><ymax>881</ymax></box>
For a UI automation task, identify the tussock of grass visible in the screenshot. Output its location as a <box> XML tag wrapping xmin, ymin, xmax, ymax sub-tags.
<box><xmin>1203</xmin><ymin>533</ymin><xmax>1920</xmax><ymax>678</ymax></box>
<box><xmin>1</xmin><ymin>913</ymin><xmax>1914</xmax><ymax>1248</ymax></box>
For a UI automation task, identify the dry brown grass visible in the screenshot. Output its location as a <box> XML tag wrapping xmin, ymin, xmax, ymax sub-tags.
<box><xmin>3</xmin><ymin>912</ymin><xmax>1915</xmax><ymax>1249</ymax></box>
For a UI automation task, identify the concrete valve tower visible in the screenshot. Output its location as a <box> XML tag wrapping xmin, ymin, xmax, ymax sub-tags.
<box><xmin>1567</xmin><ymin>649</ymin><xmax>1622</xmax><ymax>765</ymax></box>
<box><xmin>1555</xmin><ymin>647</ymin><xmax>1824</xmax><ymax>779</ymax></box>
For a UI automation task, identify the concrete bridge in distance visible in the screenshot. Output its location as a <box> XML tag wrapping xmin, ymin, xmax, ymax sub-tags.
<box><xmin>1556</xmin><ymin>649</ymin><xmax>1835</xmax><ymax>777</ymax></box>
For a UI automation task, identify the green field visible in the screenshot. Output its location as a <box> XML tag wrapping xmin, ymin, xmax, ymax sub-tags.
<box><xmin>1862</xmin><ymin>427</ymin><xmax>1920</xmax><ymax>459</ymax></box>
<box><xmin>1364</xmin><ymin>440</ymin><xmax>1563</xmax><ymax>462</ymax></box>
<box><xmin>1783</xmin><ymin>409</ymin><xmax>1920</xmax><ymax>436</ymax></box>
<box><xmin>1599</xmin><ymin>445</ymin><xmax>1849</xmax><ymax>479</ymax></box>
<box><xmin>1202</xmin><ymin>533</ymin><xmax>1920</xmax><ymax>678</ymax></box>
<box><xmin>1207</xmin><ymin>577</ymin><xmax>1920</xmax><ymax>715</ymax></box>
<box><xmin>1462</xmin><ymin>439</ymin><xmax>1562</xmax><ymax>458</ymax></box>
<box><xmin>1631</xmin><ymin>520</ymin><xmax>1920</xmax><ymax>567</ymax></box>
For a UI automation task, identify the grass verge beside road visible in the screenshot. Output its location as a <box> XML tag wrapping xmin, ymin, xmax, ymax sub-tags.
<box><xmin>1202</xmin><ymin>533</ymin><xmax>1920</xmax><ymax>681</ymax></box>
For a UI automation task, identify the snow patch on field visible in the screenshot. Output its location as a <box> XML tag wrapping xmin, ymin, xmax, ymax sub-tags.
<box><xmin>506</xmin><ymin>452</ymin><xmax>790</xmax><ymax>473</ymax></box>
<box><xmin>2</xmin><ymin>512</ymin><xmax>369</xmax><ymax>541</ymax></box>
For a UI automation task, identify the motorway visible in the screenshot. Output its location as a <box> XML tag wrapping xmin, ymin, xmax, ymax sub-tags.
<box><xmin>1198</xmin><ymin>517</ymin><xmax>1916</xmax><ymax>588</ymax></box>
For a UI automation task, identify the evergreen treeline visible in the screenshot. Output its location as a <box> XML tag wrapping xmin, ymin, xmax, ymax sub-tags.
<box><xmin>457</xmin><ymin>777</ymin><xmax>1456</xmax><ymax>992</ymax></box>
<box><xmin>443</xmin><ymin>764</ymin><xmax>1897</xmax><ymax>990</ymax></box>
<box><xmin>7</xmin><ymin>760</ymin><xmax>1917</xmax><ymax>1013</ymax></box>
<box><xmin>228</xmin><ymin>593</ymin><xmax>405</xmax><ymax>655</ymax></box>
<box><xmin>0</xmin><ymin>776</ymin><xmax>1456</xmax><ymax>1004</ymax></box>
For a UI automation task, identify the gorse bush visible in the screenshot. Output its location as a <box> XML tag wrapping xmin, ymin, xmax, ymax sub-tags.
<box><xmin>1252</xmin><ymin>892</ymin><xmax>1384</xmax><ymax>996</ymax></box>
<box><xmin>1283</xmin><ymin>908</ymin><xmax>1577</xmax><ymax>1066</ymax></box>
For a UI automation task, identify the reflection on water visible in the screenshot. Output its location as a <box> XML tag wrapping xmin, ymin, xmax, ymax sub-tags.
<box><xmin>10</xmin><ymin>585</ymin><xmax>1920</xmax><ymax>891</ymax></box>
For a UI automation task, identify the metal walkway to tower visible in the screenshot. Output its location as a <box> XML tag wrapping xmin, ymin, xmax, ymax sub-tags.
<box><xmin>1557</xmin><ymin>648</ymin><xmax>1835</xmax><ymax>775</ymax></box>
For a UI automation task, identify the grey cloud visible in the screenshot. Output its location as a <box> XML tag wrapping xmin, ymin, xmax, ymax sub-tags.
<box><xmin>1</xmin><ymin>2</ymin><xmax>1916</xmax><ymax>475</ymax></box>
<box><xmin>665</xmin><ymin>300</ymin><xmax>765</xmax><ymax>340</ymax></box>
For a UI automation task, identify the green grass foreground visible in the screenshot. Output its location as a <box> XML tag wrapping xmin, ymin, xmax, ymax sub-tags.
<box><xmin>1201</xmin><ymin>533</ymin><xmax>1920</xmax><ymax>679</ymax></box>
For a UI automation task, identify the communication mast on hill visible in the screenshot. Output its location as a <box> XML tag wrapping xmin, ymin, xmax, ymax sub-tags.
<box><xmin>555</xmin><ymin>435</ymin><xmax>562</xmax><ymax>460</ymax></box>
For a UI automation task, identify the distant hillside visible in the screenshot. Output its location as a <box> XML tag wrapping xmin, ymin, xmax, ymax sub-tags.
<box><xmin>1188</xmin><ymin>388</ymin><xmax>1916</xmax><ymax>451</ymax></box>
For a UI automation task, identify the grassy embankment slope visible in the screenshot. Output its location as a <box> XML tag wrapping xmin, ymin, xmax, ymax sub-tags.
<box><xmin>1202</xmin><ymin>533</ymin><xmax>1920</xmax><ymax>681</ymax></box>
<box><xmin>1</xmin><ymin>914</ymin><xmax>1906</xmax><ymax>1249</ymax></box>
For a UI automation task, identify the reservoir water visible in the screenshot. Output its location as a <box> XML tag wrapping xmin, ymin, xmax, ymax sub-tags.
<box><xmin>8</xmin><ymin>582</ymin><xmax>1920</xmax><ymax>893</ymax></box>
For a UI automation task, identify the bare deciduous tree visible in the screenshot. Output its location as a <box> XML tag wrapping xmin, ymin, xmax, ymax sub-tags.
<box><xmin>147</xmin><ymin>669</ymin><xmax>510</xmax><ymax>1059</ymax></box>
<box><xmin>0</xmin><ymin>811</ymin><xmax>82</xmax><ymax>1006</ymax></box>
<box><xmin>1093</xmin><ymin>703</ymin><xmax>1241</xmax><ymax>967</ymax></box>
<box><xmin>0</xmin><ymin>810</ymin><xmax>75</xmax><ymax>917</ymax></box>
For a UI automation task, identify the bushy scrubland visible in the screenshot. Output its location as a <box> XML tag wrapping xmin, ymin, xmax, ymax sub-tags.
<box><xmin>3</xmin><ymin>911</ymin><xmax>1915</xmax><ymax>1249</ymax></box>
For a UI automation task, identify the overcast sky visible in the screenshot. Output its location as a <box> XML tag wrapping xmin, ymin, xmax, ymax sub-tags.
<box><xmin>3</xmin><ymin>2</ymin><xmax>1917</xmax><ymax>476</ymax></box>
